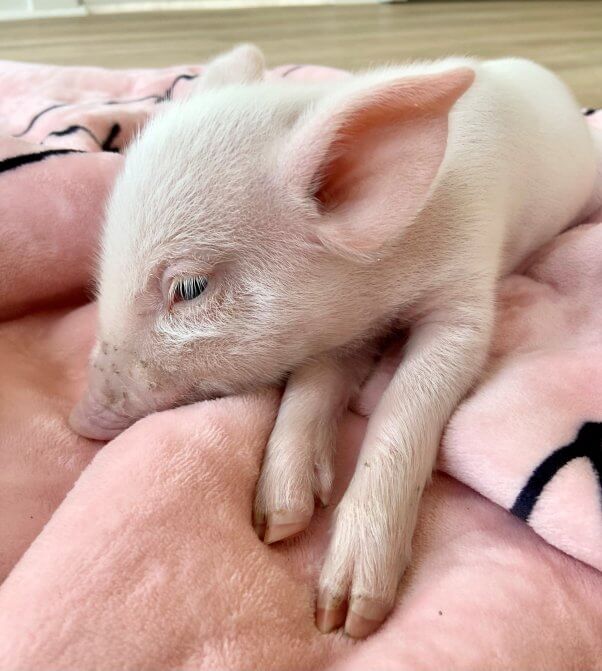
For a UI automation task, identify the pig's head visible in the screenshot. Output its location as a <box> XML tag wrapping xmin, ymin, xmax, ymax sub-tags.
<box><xmin>70</xmin><ymin>45</ymin><xmax>474</xmax><ymax>440</ymax></box>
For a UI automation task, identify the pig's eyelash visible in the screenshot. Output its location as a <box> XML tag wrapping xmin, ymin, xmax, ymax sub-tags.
<box><xmin>168</xmin><ymin>275</ymin><xmax>209</xmax><ymax>307</ymax></box>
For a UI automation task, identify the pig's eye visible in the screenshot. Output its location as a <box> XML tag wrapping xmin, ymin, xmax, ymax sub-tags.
<box><xmin>170</xmin><ymin>276</ymin><xmax>208</xmax><ymax>304</ymax></box>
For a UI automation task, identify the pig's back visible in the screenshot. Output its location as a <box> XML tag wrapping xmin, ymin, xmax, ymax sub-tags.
<box><xmin>452</xmin><ymin>57</ymin><xmax>596</xmax><ymax>273</ymax></box>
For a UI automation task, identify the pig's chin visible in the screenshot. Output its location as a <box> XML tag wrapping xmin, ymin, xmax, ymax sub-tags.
<box><xmin>69</xmin><ymin>384</ymin><xmax>218</xmax><ymax>442</ymax></box>
<box><xmin>68</xmin><ymin>377</ymin><xmax>257</xmax><ymax>442</ymax></box>
<box><xmin>69</xmin><ymin>391</ymin><xmax>137</xmax><ymax>441</ymax></box>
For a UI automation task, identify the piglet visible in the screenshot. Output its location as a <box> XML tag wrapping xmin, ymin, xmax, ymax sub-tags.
<box><xmin>70</xmin><ymin>45</ymin><xmax>597</xmax><ymax>638</ymax></box>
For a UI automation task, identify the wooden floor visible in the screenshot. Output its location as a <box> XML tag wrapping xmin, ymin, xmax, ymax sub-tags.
<box><xmin>1</xmin><ymin>1</ymin><xmax>602</xmax><ymax>105</ymax></box>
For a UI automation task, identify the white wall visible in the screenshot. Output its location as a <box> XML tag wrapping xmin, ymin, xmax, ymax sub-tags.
<box><xmin>0</xmin><ymin>0</ymin><xmax>391</xmax><ymax>20</ymax></box>
<box><xmin>0</xmin><ymin>0</ymin><xmax>84</xmax><ymax>18</ymax></box>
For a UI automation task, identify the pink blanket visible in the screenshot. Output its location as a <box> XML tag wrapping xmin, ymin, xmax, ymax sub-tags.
<box><xmin>0</xmin><ymin>60</ymin><xmax>600</xmax><ymax>670</ymax></box>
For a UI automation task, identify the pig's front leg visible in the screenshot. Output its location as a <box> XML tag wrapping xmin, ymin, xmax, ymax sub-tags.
<box><xmin>254</xmin><ymin>350</ymin><xmax>372</xmax><ymax>544</ymax></box>
<box><xmin>317</xmin><ymin>301</ymin><xmax>493</xmax><ymax>638</ymax></box>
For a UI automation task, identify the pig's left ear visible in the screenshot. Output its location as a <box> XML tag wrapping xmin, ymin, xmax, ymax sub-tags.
<box><xmin>282</xmin><ymin>67</ymin><xmax>475</xmax><ymax>260</ymax></box>
<box><xmin>195</xmin><ymin>44</ymin><xmax>265</xmax><ymax>91</ymax></box>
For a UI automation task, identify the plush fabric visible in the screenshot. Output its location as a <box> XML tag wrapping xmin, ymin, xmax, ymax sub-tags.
<box><xmin>0</xmin><ymin>60</ymin><xmax>600</xmax><ymax>670</ymax></box>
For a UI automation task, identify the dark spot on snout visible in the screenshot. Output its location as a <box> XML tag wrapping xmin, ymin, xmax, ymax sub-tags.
<box><xmin>101</xmin><ymin>341</ymin><xmax>108</xmax><ymax>356</ymax></box>
<box><xmin>113</xmin><ymin>345</ymin><xmax>118</xmax><ymax>352</ymax></box>
<box><xmin>139</xmin><ymin>360</ymin><xmax>149</xmax><ymax>369</ymax></box>
<box><xmin>111</xmin><ymin>363</ymin><xmax>120</xmax><ymax>375</ymax></box>
<box><xmin>122</xmin><ymin>391</ymin><xmax>128</xmax><ymax>402</ymax></box>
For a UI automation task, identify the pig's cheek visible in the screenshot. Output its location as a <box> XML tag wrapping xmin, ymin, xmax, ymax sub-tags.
<box><xmin>127</xmin><ymin>358</ymin><xmax>152</xmax><ymax>384</ymax></box>
<box><xmin>96</xmin><ymin>373</ymin><xmax>133</xmax><ymax>416</ymax></box>
<box><xmin>128</xmin><ymin>361</ymin><xmax>175</xmax><ymax>406</ymax></box>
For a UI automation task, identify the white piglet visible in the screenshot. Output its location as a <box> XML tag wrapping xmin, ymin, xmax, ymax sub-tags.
<box><xmin>70</xmin><ymin>45</ymin><xmax>597</xmax><ymax>638</ymax></box>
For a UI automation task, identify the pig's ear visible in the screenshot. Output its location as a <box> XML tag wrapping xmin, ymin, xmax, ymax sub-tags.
<box><xmin>195</xmin><ymin>44</ymin><xmax>265</xmax><ymax>91</ymax></box>
<box><xmin>282</xmin><ymin>67</ymin><xmax>475</xmax><ymax>261</ymax></box>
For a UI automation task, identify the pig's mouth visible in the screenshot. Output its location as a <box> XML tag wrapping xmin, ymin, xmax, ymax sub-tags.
<box><xmin>69</xmin><ymin>389</ymin><xmax>138</xmax><ymax>441</ymax></box>
<box><xmin>69</xmin><ymin>373</ymin><xmax>234</xmax><ymax>442</ymax></box>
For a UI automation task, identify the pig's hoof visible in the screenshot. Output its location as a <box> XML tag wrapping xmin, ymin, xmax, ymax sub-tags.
<box><xmin>316</xmin><ymin>495</ymin><xmax>410</xmax><ymax>638</ymax></box>
<box><xmin>263</xmin><ymin>511</ymin><xmax>312</xmax><ymax>544</ymax></box>
<box><xmin>316</xmin><ymin>593</ymin><xmax>347</xmax><ymax>633</ymax></box>
<box><xmin>344</xmin><ymin>598</ymin><xmax>390</xmax><ymax>639</ymax></box>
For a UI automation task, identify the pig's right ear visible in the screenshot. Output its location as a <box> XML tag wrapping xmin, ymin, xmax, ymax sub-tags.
<box><xmin>280</xmin><ymin>67</ymin><xmax>475</xmax><ymax>261</ymax></box>
<box><xmin>193</xmin><ymin>44</ymin><xmax>265</xmax><ymax>92</ymax></box>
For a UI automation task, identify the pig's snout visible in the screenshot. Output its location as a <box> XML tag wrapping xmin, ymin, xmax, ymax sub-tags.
<box><xmin>69</xmin><ymin>389</ymin><xmax>134</xmax><ymax>441</ymax></box>
<box><xmin>69</xmin><ymin>342</ymin><xmax>153</xmax><ymax>441</ymax></box>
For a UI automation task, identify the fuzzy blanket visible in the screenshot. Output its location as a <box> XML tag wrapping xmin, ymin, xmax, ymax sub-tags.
<box><xmin>0</xmin><ymin>60</ymin><xmax>600</xmax><ymax>670</ymax></box>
